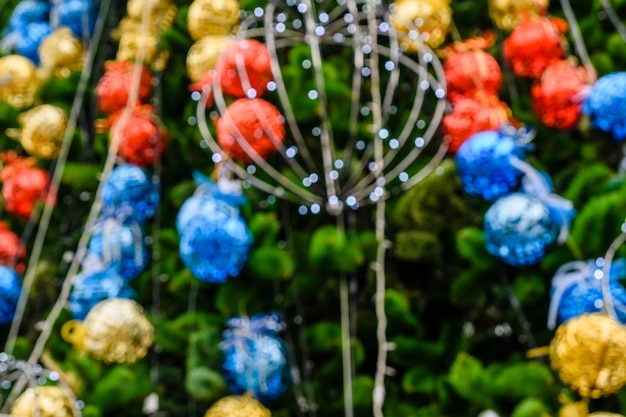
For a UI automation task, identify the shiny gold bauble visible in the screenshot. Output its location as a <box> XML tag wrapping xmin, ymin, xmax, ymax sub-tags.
<box><xmin>390</xmin><ymin>0</ymin><xmax>452</xmax><ymax>51</ymax></box>
<box><xmin>204</xmin><ymin>395</ymin><xmax>271</xmax><ymax>417</ymax></box>
<box><xmin>117</xmin><ymin>30</ymin><xmax>169</xmax><ymax>71</ymax></box>
<box><xmin>126</xmin><ymin>0</ymin><xmax>177</xmax><ymax>33</ymax></box>
<box><xmin>7</xmin><ymin>104</ymin><xmax>68</xmax><ymax>160</ymax></box>
<box><xmin>11</xmin><ymin>386</ymin><xmax>74</xmax><ymax>417</ymax></box>
<box><xmin>0</xmin><ymin>55</ymin><xmax>39</xmax><ymax>108</ymax></box>
<box><xmin>186</xmin><ymin>35</ymin><xmax>230</xmax><ymax>83</ymax></box>
<box><xmin>549</xmin><ymin>313</ymin><xmax>626</xmax><ymax>399</ymax></box>
<box><xmin>62</xmin><ymin>298</ymin><xmax>154</xmax><ymax>364</ymax></box>
<box><xmin>187</xmin><ymin>0</ymin><xmax>240</xmax><ymax>40</ymax></box>
<box><xmin>38</xmin><ymin>28</ymin><xmax>84</xmax><ymax>79</ymax></box>
<box><xmin>488</xmin><ymin>0</ymin><xmax>549</xmax><ymax>32</ymax></box>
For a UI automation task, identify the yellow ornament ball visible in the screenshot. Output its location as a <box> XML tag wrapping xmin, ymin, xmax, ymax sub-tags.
<box><xmin>204</xmin><ymin>395</ymin><xmax>271</xmax><ymax>417</ymax></box>
<box><xmin>549</xmin><ymin>313</ymin><xmax>626</xmax><ymax>399</ymax></box>
<box><xmin>187</xmin><ymin>0</ymin><xmax>240</xmax><ymax>41</ymax></box>
<box><xmin>11</xmin><ymin>386</ymin><xmax>75</xmax><ymax>417</ymax></box>
<box><xmin>38</xmin><ymin>28</ymin><xmax>84</xmax><ymax>79</ymax></box>
<box><xmin>0</xmin><ymin>55</ymin><xmax>39</xmax><ymax>108</ymax></box>
<box><xmin>117</xmin><ymin>30</ymin><xmax>169</xmax><ymax>71</ymax></box>
<box><xmin>8</xmin><ymin>104</ymin><xmax>68</xmax><ymax>160</ymax></box>
<box><xmin>186</xmin><ymin>35</ymin><xmax>230</xmax><ymax>83</ymax></box>
<box><xmin>488</xmin><ymin>0</ymin><xmax>549</xmax><ymax>32</ymax></box>
<box><xmin>126</xmin><ymin>0</ymin><xmax>177</xmax><ymax>33</ymax></box>
<box><xmin>62</xmin><ymin>298</ymin><xmax>154</xmax><ymax>364</ymax></box>
<box><xmin>390</xmin><ymin>0</ymin><xmax>452</xmax><ymax>51</ymax></box>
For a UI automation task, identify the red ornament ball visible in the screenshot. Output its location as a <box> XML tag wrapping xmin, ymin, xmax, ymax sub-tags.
<box><xmin>531</xmin><ymin>60</ymin><xmax>588</xmax><ymax>130</ymax></box>
<box><xmin>216</xmin><ymin>39</ymin><xmax>273</xmax><ymax>98</ymax></box>
<box><xmin>444</xmin><ymin>50</ymin><xmax>502</xmax><ymax>102</ymax></box>
<box><xmin>216</xmin><ymin>98</ymin><xmax>285</xmax><ymax>162</ymax></box>
<box><xmin>442</xmin><ymin>91</ymin><xmax>514</xmax><ymax>154</ymax></box>
<box><xmin>112</xmin><ymin>110</ymin><xmax>167</xmax><ymax>167</ymax></box>
<box><xmin>96</xmin><ymin>60</ymin><xmax>153</xmax><ymax>114</ymax></box>
<box><xmin>0</xmin><ymin>155</ymin><xmax>50</xmax><ymax>219</ymax></box>
<box><xmin>0</xmin><ymin>222</ymin><xmax>26</xmax><ymax>273</ymax></box>
<box><xmin>503</xmin><ymin>17</ymin><xmax>567</xmax><ymax>79</ymax></box>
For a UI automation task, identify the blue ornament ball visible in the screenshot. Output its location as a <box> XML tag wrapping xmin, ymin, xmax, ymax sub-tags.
<box><xmin>101</xmin><ymin>164</ymin><xmax>159</xmax><ymax>222</ymax></box>
<box><xmin>16</xmin><ymin>22</ymin><xmax>51</xmax><ymax>64</ymax></box>
<box><xmin>69</xmin><ymin>268</ymin><xmax>136</xmax><ymax>320</ymax></box>
<box><xmin>557</xmin><ymin>278</ymin><xmax>626</xmax><ymax>325</ymax></box>
<box><xmin>88</xmin><ymin>218</ymin><xmax>148</xmax><ymax>280</ymax></box>
<box><xmin>0</xmin><ymin>266</ymin><xmax>21</xmax><ymax>325</ymax></box>
<box><xmin>484</xmin><ymin>193</ymin><xmax>559</xmax><ymax>266</ymax></box>
<box><xmin>51</xmin><ymin>0</ymin><xmax>97</xmax><ymax>39</ymax></box>
<box><xmin>583</xmin><ymin>72</ymin><xmax>626</xmax><ymax>141</ymax></box>
<box><xmin>179</xmin><ymin>211</ymin><xmax>253</xmax><ymax>283</ymax></box>
<box><xmin>176</xmin><ymin>192</ymin><xmax>239</xmax><ymax>236</ymax></box>
<box><xmin>221</xmin><ymin>313</ymin><xmax>289</xmax><ymax>402</ymax></box>
<box><xmin>455</xmin><ymin>130</ymin><xmax>525</xmax><ymax>201</ymax></box>
<box><xmin>7</xmin><ymin>0</ymin><xmax>50</xmax><ymax>33</ymax></box>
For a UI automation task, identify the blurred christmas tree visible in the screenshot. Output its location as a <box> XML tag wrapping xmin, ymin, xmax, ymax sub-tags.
<box><xmin>1</xmin><ymin>0</ymin><xmax>626</xmax><ymax>416</ymax></box>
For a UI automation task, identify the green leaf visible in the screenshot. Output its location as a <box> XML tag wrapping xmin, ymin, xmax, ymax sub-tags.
<box><xmin>511</xmin><ymin>397</ymin><xmax>550</xmax><ymax>417</ymax></box>
<box><xmin>489</xmin><ymin>362</ymin><xmax>555</xmax><ymax>400</ymax></box>
<box><xmin>308</xmin><ymin>225</ymin><xmax>364</xmax><ymax>273</ymax></box>
<box><xmin>248</xmin><ymin>246</ymin><xmax>294</xmax><ymax>281</ymax></box>
<box><xmin>61</xmin><ymin>162</ymin><xmax>102</xmax><ymax>189</ymax></box>
<box><xmin>402</xmin><ymin>364</ymin><xmax>440</xmax><ymax>394</ymax></box>
<box><xmin>185</xmin><ymin>367</ymin><xmax>228</xmax><ymax>401</ymax></box>
<box><xmin>447</xmin><ymin>353</ymin><xmax>491</xmax><ymax>407</ymax></box>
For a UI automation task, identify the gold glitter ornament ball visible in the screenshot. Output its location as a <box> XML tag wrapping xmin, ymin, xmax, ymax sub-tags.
<box><xmin>8</xmin><ymin>104</ymin><xmax>68</xmax><ymax>160</ymax></box>
<box><xmin>186</xmin><ymin>35</ymin><xmax>230</xmax><ymax>83</ymax></box>
<box><xmin>126</xmin><ymin>0</ymin><xmax>177</xmax><ymax>33</ymax></box>
<box><xmin>488</xmin><ymin>0</ymin><xmax>549</xmax><ymax>32</ymax></box>
<box><xmin>62</xmin><ymin>298</ymin><xmax>154</xmax><ymax>364</ymax></box>
<box><xmin>204</xmin><ymin>395</ymin><xmax>271</xmax><ymax>417</ymax></box>
<box><xmin>11</xmin><ymin>386</ymin><xmax>75</xmax><ymax>417</ymax></box>
<box><xmin>187</xmin><ymin>0</ymin><xmax>240</xmax><ymax>40</ymax></box>
<box><xmin>117</xmin><ymin>31</ymin><xmax>169</xmax><ymax>71</ymax></box>
<box><xmin>0</xmin><ymin>55</ymin><xmax>39</xmax><ymax>108</ymax></box>
<box><xmin>38</xmin><ymin>28</ymin><xmax>84</xmax><ymax>79</ymax></box>
<box><xmin>549</xmin><ymin>313</ymin><xmax>626</xmax><ymax>399</ymax></box>
<box><xmin>390</xmin><ymin>0</ymin><xmax>452</xmax><ymax>51</ymax></box>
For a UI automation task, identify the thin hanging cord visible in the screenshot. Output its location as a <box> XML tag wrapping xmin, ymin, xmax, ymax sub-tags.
<box><xmin>600</xmin><ymin>229</ymin><xmax>626</xmax><ymax>321</ymax></box>
<box><xmin>4</xmin><ymin>0</ymin><xmax>113</xmax><ymax>356</ymax></box>
<box><xmin>598</xmin><ymin>0</ymin><xmax>626</xmax><ymax>43</ymax></box>
<box><xmin>337</xmin><ymin>213</ymin><xmax>354</xmax><ymax>417</ymax></box>
<box><xmin>558</xmin><ymin>0</ymin><xmax>597</xmax><ymax>82</ymax></box>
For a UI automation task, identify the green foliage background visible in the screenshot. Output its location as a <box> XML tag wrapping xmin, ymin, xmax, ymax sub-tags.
<box><xmin>1</xmin><ymin>0</ymin><xmax>626</xmax><ymax>416</ymax></box>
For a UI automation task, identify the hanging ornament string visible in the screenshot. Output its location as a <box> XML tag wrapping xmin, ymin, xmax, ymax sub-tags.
<box><xmin>3</xmin><ymin>0</ymin><xmax>113</xmax><ymax>357</ymax></box>
<box><xmin>600</xmin><ymin>225</ymin><xmax>626</xmax><ymax>322</ymax></box>
<box><xmin>557</xmin><ymin>0</ymin><xmax>597</xmax><ymax>83</ymax></box>
<box><xmin>598</xmin><ymin>0</ymin><xmax>626</xmax><ymax>43</ymax></box>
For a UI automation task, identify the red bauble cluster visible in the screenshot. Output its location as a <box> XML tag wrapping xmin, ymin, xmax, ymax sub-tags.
<box><xmin>531</xmin><ymin>60</ymin><xmax>589</xmax><ymax>129</ymax></box>
<box><xmin>96</xmin><ymin>61</ymin><xmax>168</xmax><ymax>166</ymax></box>
<box><xmin>0</xmin><ymin>152</ymin><xmax>50</xmax><ymax>219</ymax></box>
<box><xmin>444</xmin><ymin>50</ymin><xmax>502</xmax><ymax>102</ymax></box>
<box><xmin>96</xmin><ymin>61</ymin><xmax>154</xmax><ymax>114</ymax></box>
<box><xmin>503</xmin><ymin>17</ymin><xmax>567</xmax><ymax>79</ymax></box>
<box><xmin>441</xmin><ymin>34</ymin><xmax>514</xmax><ymax>153</ymax></box>
<box><xmin>216</xmin><ymin>98</ymin><xmax>285</xmax><ymax>163</ymax></box>
<box><xmin>217</xmin><ymin>39</ymin><xmax>273</xmax><ymax>98</ymax></box>
<box><xmin>502</xmin><ymin>14</ymin><xmax>589</xmax><ymax>130</ymax></box>
<box><xmin>442</xmin><ymin>92</ymin><xmax>514</xmax><ymax>153</ymax></box>
<box><xmin>0</xmin><ymin>222</ymin><xmax>26</xmax><ymax>273</ymax></box>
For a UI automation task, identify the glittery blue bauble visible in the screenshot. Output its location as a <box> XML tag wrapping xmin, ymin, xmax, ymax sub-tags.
<box><xmin>557</xmin><ymin>278</ymin><xmax>626</xmax><ymax>325</ymax></box>
<box><xmin>51</xmin><ymin>0</ymin><xmax>97</xmax><ymax>38</ymax></box>
<box><xmin>221</xmin><ymin>313</ymin><xmax>289</xmax><ymax>402</ymax></box>
<box><xmin>69</xmin><ymin>268</ymin><xmax>136</xmax><ymax>320</ymax></box>
<box><xmin>101</xmin><ymin>164</ymin><xmax>159</xmax><ymax>222</ymax></box>
<box><xmin>179</xmin><ymin>212</ymin><xmax>253</xmax><ymax>283</ymax></box>
<box><xmin>484</xmin><ymin>193</ymin><xmax>559</xmax><ymax>266</ymax></box>
<box><xmin>583</xmin><ymin>72</ymin><xmax>626</xmax><ymax>141</ymax></box>
<box><xmin>0</xmin><ymin>266</ymin><xmax>21</xmax><ymax>325</ymax></box>
<box><xmin>456</xmin><ymin>130</ymin><xmax>525</xmax><ymax>201</ymax></box>
<box><xmin>176</xmin><ymin>193</ymin><xmax>239</xmax><ymax>236</ymax></box>
<box><xmin>88</xmin><ymin>218</ymin><xmax>148</xmax><ymax>280</ymax></box>
<box><xmin>7</xmin><ymin>0</ymin><xmax>50</xmax><ymax>33</ymax></box>
<box><xmin>16</xmin><ymin>22</ymin><xmax>51</xmax><ymax>65</ymax></box>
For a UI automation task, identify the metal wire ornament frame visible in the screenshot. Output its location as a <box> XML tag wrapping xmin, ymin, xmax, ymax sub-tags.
<box><xmin>195</xmin><ymin>1</ymin><xmax>448</xmax><ymax>416</ymax></box>
<box><xmin>196</xmin><ymin>0</ymin><xmax>448</xmax><ymax>214</ymax></box>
